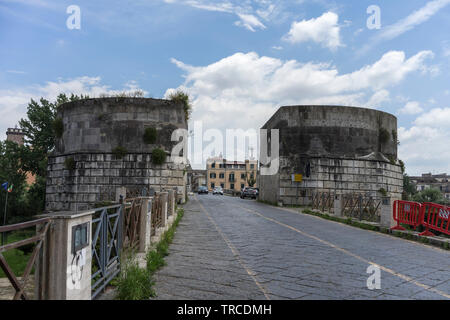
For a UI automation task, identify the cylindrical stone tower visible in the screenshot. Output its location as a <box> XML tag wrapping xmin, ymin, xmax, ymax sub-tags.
<box><xmin>259</xmin><ymin>105</ymin><xmax>403</xmax><ymax>205</ymax></box>
<box><xmin>46</xmin><ymin>97</ymin><xmax>188</xmax><ymax>212</ymax></box>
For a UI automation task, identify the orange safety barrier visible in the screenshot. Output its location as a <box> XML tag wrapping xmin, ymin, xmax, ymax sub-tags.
<box><xmin>391</xmin><ymin>200</ymin><xmax>423</xmax><ymax>231</ymax></box>
<box><xmin>419</xmin><ymin>202</ymin><xmax>450</xmax><ymax>237</ymax></box>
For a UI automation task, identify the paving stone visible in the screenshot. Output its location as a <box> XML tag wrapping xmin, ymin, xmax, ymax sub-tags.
<box><xmin>150</xmin><ymin>195</ymin><xmax>450</xmax><ymax>300</ymax></box>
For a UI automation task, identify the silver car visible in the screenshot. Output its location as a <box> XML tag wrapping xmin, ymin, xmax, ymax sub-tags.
<box><xmin>213</xmin><ymin>186</ymin><xmax>224</xmax><ymax>195</ymax></box>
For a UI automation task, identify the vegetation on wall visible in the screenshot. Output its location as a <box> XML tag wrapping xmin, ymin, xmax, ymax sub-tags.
<box><xmin>143</xmin><ymin>127</ymin><xmax>158</xmax><ymax>144</ymax></box>
<box><xmin>112</xmin><ymin>146</ymin><xmax>128</xmax><ymax>159</ymax></box>
<box><xmin>64</xmin><ymin>157</ymin><xmax>76</xmax><ymax>170</ymax></box>
<box><xmin>52</xmin><ymin>118</ymin><xmax>64</xmax><ymax>138</ymax></box>
<box><xmin>391</xmin><ymin>129</ymin><xmax>400</xmax><ymax>145</ymax></box>
<box><xmin>168</xmin><ymin>90</ymin><xmax>192</xmax><ymax>121</ymax></box>
<box><xmin>378</xmin><ymin>188</ymin><xmax>387</xmax><ymax>196</ymax></box>
<box><xmin>379</xmin><ymin>127</ymin><xmax>390</xmax><ymax>144</ymax></box>
<box><xmin>99</xmin><ymin>90</ymin><xmax>145</xmax><ymax>98</ymax></box>
<box><xmin>151</xmin><ymin>148</ymin><xmax>166</xmax><ymax>165</ymax></box>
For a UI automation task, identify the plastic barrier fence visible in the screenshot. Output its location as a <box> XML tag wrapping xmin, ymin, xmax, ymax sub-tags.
<box><xmin>391</xmin><ymin>200</ymin><xmax>423</xmax><ymax>231</ymax></box>
<box><xmin>419</xmin><ymin>202</ymin><xmax>450</xmax><ymax>237</ymax></box>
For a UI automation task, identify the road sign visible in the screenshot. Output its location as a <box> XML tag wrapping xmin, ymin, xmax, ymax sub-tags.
<box><xmin>292</xmin><ymin>174</ymin><xmax>303</xmax><ymax>182</ymax></box>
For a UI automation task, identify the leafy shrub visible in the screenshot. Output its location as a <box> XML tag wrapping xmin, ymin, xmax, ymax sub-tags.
<box><xmin>53</xmin><ymin>118</ymin><xmax>64</xmax><ymax>138</ymax></box>
<box><xmin>378</xmin><ymin>188</ymin><xmax>387</xmax><ymax>196</ymax></box>
<box><xmin>168</xmin><ymin>90</ymin><xmax>192</xmax><ymax>121</ymax></box>
<box><xmin>116</xmin><ymin>260</ymin><xmax>155</xmax><ymax>300</ymax></box>
<box><xmin>379</xmin><ymin>128</ymin><xmax>390</xmax><ymax>144</ymax></box>
<box><xmin>64</xmin><ymin>157</ymin><xmax>76</xmax><ymax>170</ymax></box>
<box><xmin>112</xmin><ymin>146</ymin><xmax>128</xmax><ymax>159</ymax></box>
<box><xmin>152</xmin><ymin>148</ymin><xmax>166</xmax><ymax>165</ymax></box>
<box><xmin>143</xmin><ymin>127</ymin><xmax>157</xmax><ymax>144</ymax></box>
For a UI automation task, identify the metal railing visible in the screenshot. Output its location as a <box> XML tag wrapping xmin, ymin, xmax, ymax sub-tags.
<box><xmin>311</xmin><ymin>192</ymin><xmax>335</xmax><ymax>213</ymax></box>
<box><xmin>342</xmin><ymin>193</ymin><xmax>381</xmax><ymax>222</ymax></box>
<box><xmin>91</xmin><ymin>205</ymin><xmax>123</xmax><ymax>299</ymax></box>
<box><xmin>123</xmin><ymin>198</ymin><xmax>142</xmax><ymax>250</ymax></box>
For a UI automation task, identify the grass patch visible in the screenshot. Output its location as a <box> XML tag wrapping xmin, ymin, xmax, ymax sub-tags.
<box><xmin>115</xmin><ymin>207</ymin><xmax>184</xmax><ymax>300</ymax></box>
<box><xmin>116</xmin><ymin>258</ymin><xmax>155</xmax><ymax>300</ymax></box>
<box><xmin>0</xmin><ymin>230</ymin><xmax>35</xmax><ymax>278</ymax></box>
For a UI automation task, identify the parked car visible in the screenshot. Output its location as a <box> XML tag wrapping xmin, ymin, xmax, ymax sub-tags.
<box><xmin>198</xmin><ymin>186</ymin><xmax>208</xmax><ymax>194</ymax></box>
<box><xmin>240</xmin><ymin>187</ymin><xmax>258</xmax><ymax>199</ymax></box>
<box><xmin>213</xmin><ymin>186</ymin><xmax>224</xmax><ymax>195</ymax></box>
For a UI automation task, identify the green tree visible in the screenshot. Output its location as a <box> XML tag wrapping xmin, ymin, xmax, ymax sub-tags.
<box><xmin>246</xmin><ymin>173</ymin><xmax>256</xmax><ymax>187</ymax></box>
<box><xmin>412</xmin><ymin>188</ymin><xmax>444</xmax><ymax>204</ymax></box>
<box><xmin>402</xmin><ymin>174</ymin><xmax>416</xmax><ymax>200</ymax></box>
<box><xmin>0</xmin><ymin>141</ymin><xmax>27</xmax><ymax>223</ymax></box>
<box><xmin>16</xmin><ymin>93</ymin><xmax>87</xmax><ymax>215</ymax></box>
<box><xmin>19</xmin><ymin>93</ymin><xmax>87</xmax><ymax>176</ymax></box>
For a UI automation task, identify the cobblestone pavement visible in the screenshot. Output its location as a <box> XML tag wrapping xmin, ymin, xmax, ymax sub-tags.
<box><xmin>152</xmin><ymin>194</ymin><xmax>450</xmax><ymax>300</ymax></box>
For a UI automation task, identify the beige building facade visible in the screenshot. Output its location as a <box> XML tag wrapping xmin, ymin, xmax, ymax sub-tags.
<box><xmin>206</xmin><ymin>156</ymin><xmax>258</xmax><ymax>191</ymax></box>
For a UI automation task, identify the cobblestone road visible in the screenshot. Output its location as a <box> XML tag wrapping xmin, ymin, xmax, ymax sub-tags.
<box><xmin>152</xmin><ymin>194</ymin><xmax>450</xmax><ymax>300</ymax></box>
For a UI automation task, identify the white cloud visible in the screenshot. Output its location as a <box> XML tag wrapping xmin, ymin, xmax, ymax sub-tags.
<box><xmin>379</xmin><ymin>0</ymin><xmax>450</xmax><ymax>41</ymax></box>
<box><xmin>0</xmin><ymin>77</ymin><xmax>146</xmax><ymax>140</ymax></box>
<box><xmin>166</xmin><ymin>50</ymin><xmax>434</xmax><ymax>167</ymax></box>
<box><xmin>283</xmin><ymin>12</ymin><xmax>343</xmax><ymax>50</ymax></box>
<box><xmin>163</xmin><ymin>0</ymin><xmax>273</xmax><ymax>31</ymax></box>
<box><xmin>398</xmin><ymin>107</ymin><xmax>450</xmax><ymax>175</ymax></box>
<box><xmin>234</xmin><ymin>13</ymin><xmax>266</xmax><ymax>32</ymax></box>
<box><xmin>399</xmin><ymin>101</ymin><xmax>424</xmax><ymax>115</ymax></box>
<box><xmin>361</xmin><ymin>0</ymin><xmax>450</xmax><ymax>54</ymax></box>
<box><xmin>414</xmin><ymin>107</ymin><xmax>450</xmax><ymax>126</ymax></box>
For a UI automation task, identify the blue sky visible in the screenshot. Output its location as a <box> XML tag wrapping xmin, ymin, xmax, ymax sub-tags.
<box><xmin>0</xmin><ymin>0</ymin><xmax>449</xmax><ymax>175</ymax></box>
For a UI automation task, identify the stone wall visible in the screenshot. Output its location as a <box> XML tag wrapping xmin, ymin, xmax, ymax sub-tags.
<box><xmin>46</xmin><ymin>98</ymin><xmax>188</xmax><ymax>212</ymax></box>
<box><xmin>273</xmin><ymin>156</ymin><xmax>402</xmax><ymax>206</ymax></box>
<box><xmin>259</xmin><ymin>105</ymin><xmax>403</xmax><ymax>205</ymax></box>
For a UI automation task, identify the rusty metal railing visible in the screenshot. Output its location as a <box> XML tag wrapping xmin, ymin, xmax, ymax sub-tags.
<box><xmin>122</xmin><ymin>198</ymin><xmax>143</xmax><ymax>250</ymax></box>
<box><xmin>311</xmin><ymin>192</ymin><xmax>335</xmax><ymax>213</ymax></box>
<box><xmin>342</xmin><ymin>193</ymin><xmax>381</xmax><ymax>222</ymax></box>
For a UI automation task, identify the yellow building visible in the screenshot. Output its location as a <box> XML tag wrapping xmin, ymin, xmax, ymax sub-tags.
<box><xmin>206</xmin><ymin>156</ymin><xmax>258</xmax><ymax>191</ymax></box>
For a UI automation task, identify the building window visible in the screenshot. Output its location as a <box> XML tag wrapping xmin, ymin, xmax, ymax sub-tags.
<box><xmin>210</xmin><ymin>173</ymin><xmax>216</xmax><ymax>179</ymax></box>
<box><xmin>219</xmin><ymin>173</ymin><xmax>224</xmax><ymax>179</ymax></box>
<box><xmin>211</xmin><ymin>183</ymin><xmax>215</xmax><ymax>189</ymax></box>
<box><xmin>241</xmin><ymin>184</ymin><xmax>245</xmax><ymax>189</ymax></box>
<box><xmin>211</xmin><ymin>163</ymin><xmax>215</xmax><ymax>168</ymax></box>
<box><xmin>250</xmin><ymin>164</ymin><xmax>254</xmax><ymax>169</ymax></box>
<box><xmin>221</xmin><ymin>183</ymin><xmax>224</xmax><ymax>188</ymax></box>
<box><xmin>230</xmin><ymin>184</ymin><xmax>235</xmax><ymax>190</ymax></box>
<box><xmin>241</xmin><ymin>173</ymin><xmax>245</xmax><ymax>179</ymax></box>
<box><xmin>229</xmin><ymin>173</ymin><xmax>235</xmax><ymax>181</ymax></box>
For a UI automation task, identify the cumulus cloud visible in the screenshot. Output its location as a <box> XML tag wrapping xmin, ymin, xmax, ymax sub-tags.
<box><xmin>399</xmin><ymin>101</ymin><xmax>424</xmax><ymax>115</ymax></box>
<box><xmin>165</xmin><ymin>50</ymin><xmax>434</xmax><ymax>166</ymax></box>
<box><xmin>398</xmin><ymin>107</ymin><xmax>450</xmax><ymax>174</ymax></box>
<box><xmin>283</xmin><ymin>12</ymin><xmax>343</xmax><ymax>50</ymax></box>
<box><xmin>0</xmin><ymin>77</ymin><xmax>146</xmax><ymax>140</ymax></box>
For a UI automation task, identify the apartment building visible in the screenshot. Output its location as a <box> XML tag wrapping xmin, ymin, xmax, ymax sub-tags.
<box><xmin>206</xmin><ymin>156</ymin><xmax>258</xmax><ymax>191</ymax></box>
<box><xmin>410</xmin><ymin>173</ymin><xmax>450</xmax><ymax>200</ymax></box>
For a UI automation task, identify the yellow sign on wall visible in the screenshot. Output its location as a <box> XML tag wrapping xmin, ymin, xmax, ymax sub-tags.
<box><xmin>292</xmin><ymin>174</ymin><xmax>303</xmax><ymax>182</ymax></box>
